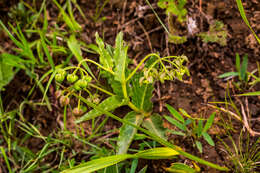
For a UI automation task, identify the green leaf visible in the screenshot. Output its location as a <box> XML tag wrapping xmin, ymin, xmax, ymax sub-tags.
<box><xmin>203</xmin><ymin>112</ymin><xmax>215</xmax><ymax>133</ymax></box>
<box><xmin>117</xmin><ymin>112</ymin><xmax>144</xmax><ymax>154</ymax></box>
<box><xmin>235</xmin><ymin>53</ymin><xmax>241</xmax><ymax>74</ymax></box>
<box><xmin>0</xmin><ymin>55</ymin><xmax>16</xmax><ymax>91</ymax></box>
<box><xmin>61</xmin><ymin>154</ymin><xmax>133</xmax><ymax>173</ymax></box>
<box><xmin>53</xmin><ymin>0</ymin><xmax>81</xmax><ymax>32</ymax></box>
<box><xmin>164</xmin><ymin>116</ymin><xmax>186</xmax><ymax>131</ymax></box>
<box><xmin>39</xmin><ymin>32</ymin><xmax>55</xmax><ymax>70</ymax></box>
<box><xmin>240</xmin><ymin>54</ymin><xmax>248</xmax><ymax>81</ymax></box>
<box><xmin>166</xmin><ymin>104</ymin><xmax>184</xmax><ymax>123</ymax></box>
<box><xmin>196</xmin><ymin>120</ymin><xmax>203</xmax><ymax>137</ymax></box>
<box><xmin>236</xmin><ymin>0</ymin><xmax>260</xmax><ymax>44</ymax></box>
<box><xmin>134</xmin><ymin>147</ymin><xmax>179</xmax><ymax>159</ymax></box>
<box><xmin>138</xmin><ymin>165</ymin><xmax>148</xmax><ymax>173</ymax></box>
<box><xmin>67</xmin><ymin>35</ymin><xmax>95</xmax><ymax>79</ymax></box>
<box><xmin>202</xmin><ymin>132</ymin><xmax>215</xmax><ymax>146</ymax></box>
<box><xmin>142</xmin><ymin>114</ymin><xmax>166</xmax><ymax>140</ymax></box>
<box><xmin>130</xmin><ymin>73</ymin><xmax>154</xmax><ymax>112</ymax></box>
<box><xmin>195</xmin><ymin>141</ymin><xmax>203</xmax><ymax>153</ymax></box>
<box><xmin>165</xmin><ymin>162</ymin><xmax>197</xmax><ymax>173</ymax></box>
<box><xmin>76</xmin><ymin>96</ymin><xmax>127</xmax><ymax>123</ymax></box>
<box><xmin>95</xmin><ymin>33</ymin><xmax>114</xmax><ymax>69</ymax></box>
<box><xmin>167</xmin><ymin>130</ymin><xmax>186</xmax><ymax>136</ymax></box>
<box><xmin>114</xmin><ymin>32</ymin><xmax>128</xmax><ymax>82</ymax></box>
<box><xmin>238</xmin><ymin>91</ymin><xmax>260</xmax><ymax>96</ymax></box>
<box><xmin>218</xmin><ymin>72</ymin><xmax>239</xmax><ymax>78</ymax></box>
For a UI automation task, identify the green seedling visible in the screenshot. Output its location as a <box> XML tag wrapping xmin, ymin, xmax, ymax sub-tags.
<box><xmin>219</xmin><ymin>53</ymin><xmax>249</xmax><ymax>90</ymax></box>
<box><xmin>164</xmin><ymin>104</ymin><xmax>215</xmax><ymax>153</ymax></box>
<box><xmin>198</xmin><ymin>20</ymin><xmax>228</xmax><ymax>46</ymax></box>
<box><xmin>156</xmin><ymin>0</ymin><xmax>188</xmax><ymax>44</ymax></box>
<box><xmin>158</xmin><ymin>0</ymin><xmax>187</xmax><ymax>23</ymax></box>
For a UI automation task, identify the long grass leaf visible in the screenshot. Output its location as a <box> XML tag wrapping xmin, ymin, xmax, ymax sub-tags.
<box><xmin>236</xmin><ymin>0</ymin><xmax>260</xmax><ymax>44</ymax></box>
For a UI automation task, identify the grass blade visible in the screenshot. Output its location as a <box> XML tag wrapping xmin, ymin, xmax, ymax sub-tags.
<box><xmin>67</xmin><ymin>35</ymin><xmax>95</xmax><ymax>79</ymax></box>
<box><xmin>203</xmin><ymin>112</ymin><xmax>215</xmax><ymax>133</ymax></box>
<box><xmin>166</xmin><ymin>104</ymin><xmax>185</xmax><ymax>123</ymax></box>
<box><xmin>236</xmin><ymin>0</ymin><xmax>260</xmax><ymax>44</ymax></box>
<box><xmin>238</xmin><ymin>91</ymin><xmax>260</xmax><ymax>96</ymax></box>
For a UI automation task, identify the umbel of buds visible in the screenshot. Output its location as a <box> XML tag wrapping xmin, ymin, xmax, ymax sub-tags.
<box><xmin>67</xmin><ymin>74</ymin><xmax>79</xmax><ymax>83</ymax></box>
<box><xmin>74</xmin><ymin>75</ymin><xmax>92</xmax><ymax>91</ymax></box>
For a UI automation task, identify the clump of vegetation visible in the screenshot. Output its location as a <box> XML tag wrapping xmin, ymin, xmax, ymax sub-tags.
<box><xmin>164</xmin><ymin>104</ymin><xmax>215</xmax><ymax>153</ymax></box>
<box><xmin>198</xmin><ymin>20</ymin><xmax>228</xmax><ymax>46</ymax></box>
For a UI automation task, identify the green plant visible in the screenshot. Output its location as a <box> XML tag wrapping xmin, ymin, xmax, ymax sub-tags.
<box><xmin>164</xmin><ymin>104</ymin><xmax>215</xmax><ymax>153</ymax></box>
<box><xmin>198</xmin><ymin>20</ymin><xmax>228</xmax><ymax>46</ymax></box>
<box><xmin>217</xmin><ymin>131</ymin><xmax>260</xmax><ymax>173</ymax></box>
<box><xmin>158</xmin><ymin>0</ymin><xmax>187</xmax><ymax>23</ymax></box>
<box><xmin>54</xmin><ymin>32</ymin><xmax>189</xmax><ymax>153</ymax></box>
<box><xmin>53</xmin><ymin>32</ymin><xmax>229</xmax><ymax>172</ymax></box>
<box><xmin>219</xmin><ymin>53</ymin><xmax>249</xmax><ymax>90</ymax></box>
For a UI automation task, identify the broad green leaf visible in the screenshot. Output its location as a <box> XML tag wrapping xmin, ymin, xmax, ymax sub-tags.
<box><xmin>218</xmin><ymin>72</ymin><xmax>238</xmax><ymax>78</ymax></box>
<box><xmin>142</xmin><ymin>114</ymin><xmax>166</xmax><ymax>140</ymax></box>
<box><xmin>130</xmin><ymin>73</ymin><xmax>153</xmax><ymax>112</ymax></box>
<box><xmin>0</xmin><ymin>54</ymin><xmax>17</xmax><ymax>91</ymax></box>
<box><xmin>114</xmin><ymin>32</ymin><xmax>128</xmax><ymax>82</ymax></box>
<box><xmin>117</xmin><ymin>112</ymin><xmax>144</xmax><ymax>154</ymax></box>
<box><xmin>166</xmin><ymin>104</ymin><xmax>184</xmax><ymax>123</ymax></box>
<box><xmin>164</xmin><ymin>116</ymin><xmax>186</xmax><ymax>131</ymax></box>
<box><xmin>67</xmin><ymin>35</ymin><xmax>95</xmax><ymax>79</ymax></box>
<box><xmin>76</xmin><ymin>96</ymin><xmax>126</xmax><ymax>123</ymax></box>
<box><xmin>238</xmin><ymin>91</ymin><xmax>260</xmax><ymax>96</ymax></box>
<box><xmin>134</xmin><ymin>147</ymin><xmax>179</xmax><ymax>159</ymax></box>
<box><xmin>165</xmin><ymin>163</ymin><xmax>197</xmax><ymax>173</ymax></box>
<box><xmin>95</xmin><ymin>33</ymin><xmax>113</xmax><ymax>69</ymax></box>
<box><xmin>195</xmin><ymin>141</ymin><xmax>203</xmax><ymax>153</ymax></box>
<box><xmin>202</xmin><ymin>132</ymin><xmax>215</xmax><ymax>146</ymax></box>
<box><xmin>240</xmin><ymin>54</ymin><xmax>248</xmax><ymax>81</ymax></box>
<box><xmin>203</xmin><ymin>112</ymin><xmax>215</xmax><ymax>133</ymax></box>
<box><xmin>236</xmin><ymin>0</ymin><xmax>260</xmax><ymax>44</ymax></box>
<box><xmin>61</xmin><ymin>154</ymin><xmax>133</xmax><ymax>173</ymax></box>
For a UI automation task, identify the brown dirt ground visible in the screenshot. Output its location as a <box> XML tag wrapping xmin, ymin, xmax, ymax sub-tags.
<box><xmin>1</xmin><ymin>0</ymin><xmax>260</xmax><ymax>172</ymax></box>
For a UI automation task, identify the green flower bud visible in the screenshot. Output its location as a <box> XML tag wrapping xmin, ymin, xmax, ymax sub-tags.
<box><xmin>77</xmin><ymin>79</ymin><xmax>88</xmax><ymax>89</ymax></box>
<box><xmin>55</xmin><ymin>73</ymin><xmax>65</xmax><ymax>83</ymax></box>
<box><xmin>74</xmin><ymin>81</ymin><xmax>82</xmax><ymax>91</ymax></box>
<box><xmin>83</xmin><ymin>75</ymin><xmax>92</xmax><ymax>83</ymax></box>
<box><xmin>67</xmin><ymin>74</ymin><xmax>78</xmax><ymax>83</ymax></box>
<box><xmin>55</xmin><ymin>69</ymin><xmax>66</xmax><ymax>83</ymax></box>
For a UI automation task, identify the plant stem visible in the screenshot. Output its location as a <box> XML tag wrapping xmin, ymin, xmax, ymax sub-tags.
<box><xmin>126</xmin><ymin>53</ymin><xmax>159</xmax><ymax>82</ymax></box>
<box><xmin>79</xmin><ymin>59</ymin><xmax>115</xmax><ymax>75</ymax></box>
<box><xmin>88</xmin><ymin>83</ymin><xmax>114</xmax><ymax>96</ymax></box>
